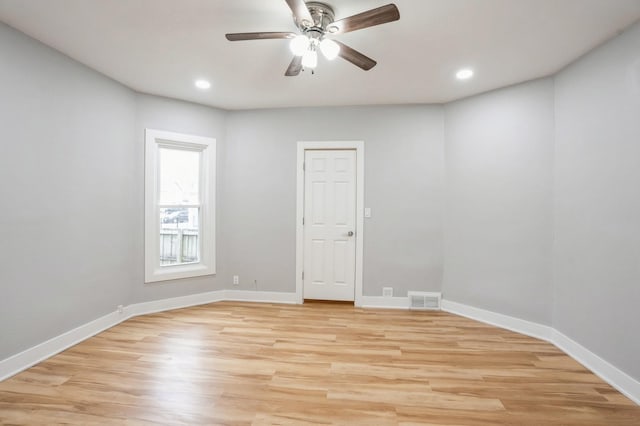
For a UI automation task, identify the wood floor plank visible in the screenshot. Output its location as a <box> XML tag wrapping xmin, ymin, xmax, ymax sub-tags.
<box><xmin>0</xmin><ymin>301</ymin><xmax>638</xmax><ymax>425</ymax></box>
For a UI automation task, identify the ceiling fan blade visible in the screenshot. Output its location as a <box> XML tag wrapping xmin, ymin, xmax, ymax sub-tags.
<box><xmin>285</xmin><ymin>0</ymin><xmax>314</xmax><ymax>26</ymax></box>
<box><xmin>334</xmin><ymin>41</ymin><xmax>377</xmax><ymax>71</ymax></box>
<box><xmin>225</xmin><ymin>32</ymin><xmax>296</xmax><ymax>41</ymax></box>
<box><xmin>329</xmin><ymin>4</ymin><xmax>400</xmax><ymax>34</ymax></box>
<box><xmin>285</xmin><ymin>56</ymin><xmax>303</xmax><ymax>76</ymax></box>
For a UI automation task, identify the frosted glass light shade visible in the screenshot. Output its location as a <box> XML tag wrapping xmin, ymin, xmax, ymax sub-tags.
<box><xmin>320</xmin><ymin>38</ymin><xmax>340</xmax><ymax>60</ymax></box>
<box><xmin>302</xmin><ymin>49</ymin><xmax>318</xmax><ymax>68</ymax></box>
<box><xmin>289</xmin><ymin>35</ymin><xmax>309</xmax><ymax>56</ymax></box>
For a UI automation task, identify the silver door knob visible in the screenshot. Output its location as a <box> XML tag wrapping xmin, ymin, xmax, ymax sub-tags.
<box><xmin>347</xmin><ymin>231</ymin><xmax>354</xmax><ymax>237</ymax></box>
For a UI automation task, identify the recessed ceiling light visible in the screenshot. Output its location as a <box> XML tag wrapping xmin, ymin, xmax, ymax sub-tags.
<box><xmin>456</xmin><ymin>68</ymin><xmax>474</xmax><ymax>80</ymax></box>
<box><xmin>195</xmin><ymin>79</ymin><xmax>211</xmax><ymax>90</ymax></box>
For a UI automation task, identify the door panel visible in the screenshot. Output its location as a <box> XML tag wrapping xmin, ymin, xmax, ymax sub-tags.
<box><xmin>333</xmin><ymin>240</ymin><xmax>348</xmax><ymax>284</ymax></box>
<box><xmin>311</xmin><ymin>182</ymin><xmax>326</xmax><ymax>224</ymax></box>
<box><xmin>303</xmin><ymin>150</ymin><xmax>357</xmax><ymax>301</ymax></box>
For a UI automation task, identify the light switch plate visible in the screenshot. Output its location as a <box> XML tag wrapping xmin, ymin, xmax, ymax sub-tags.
<box><xmin>364</xmin><ymin>207</ymin><xmax>371</xmax><ymax>218</ymax></box>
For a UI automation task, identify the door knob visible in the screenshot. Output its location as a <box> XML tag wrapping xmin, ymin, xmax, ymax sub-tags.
<box><xmin>347</xmin><ymin>231</ymin><xmax>354</xmax><ymax>237</ymax></box>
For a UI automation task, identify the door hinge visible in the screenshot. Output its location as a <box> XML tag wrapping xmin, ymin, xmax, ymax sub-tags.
<box><xmin>303</xmin><ymin>161</ymin><xmax>305</xmax><ymax>171</ymax></box>
<box><xmin>302</xmin><ymin>217</ymin><xmax>305</xmax><ymax>225</ymax></box>
<box><xmin>302</xmin><ymin>271</ymin><xmax>304</xmax><ymax>280</ymax></box>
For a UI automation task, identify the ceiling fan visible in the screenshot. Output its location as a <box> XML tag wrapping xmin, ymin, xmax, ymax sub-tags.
<box><xmin>225</xmin><ymin>0</ymin><xmax>400</xmax><ymax>76</ymax></box>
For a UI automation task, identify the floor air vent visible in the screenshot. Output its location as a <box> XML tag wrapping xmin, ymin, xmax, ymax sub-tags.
<box><xmin>408</xmin><ymin>292</ymin><xmax>441</xmax><ymax>310</ymax></box>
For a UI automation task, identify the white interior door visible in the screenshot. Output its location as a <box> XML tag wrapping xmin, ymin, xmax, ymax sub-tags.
<box><xmin>303</xmin><ymin>149</ymin><xmax>357</xmax><ymax>301</ymax></box>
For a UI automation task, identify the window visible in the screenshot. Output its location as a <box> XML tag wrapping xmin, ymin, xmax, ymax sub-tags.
<box><xmin>145</xmin><ymin>129</ymin><xmax>216</xmax><ymax>282</ymax></box>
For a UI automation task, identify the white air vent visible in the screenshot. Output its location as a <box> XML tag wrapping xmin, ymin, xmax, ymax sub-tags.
<box><xmin>407</xmin><ymin>292</ymin><xmax>441</xmax><ymax>310</ymax></box>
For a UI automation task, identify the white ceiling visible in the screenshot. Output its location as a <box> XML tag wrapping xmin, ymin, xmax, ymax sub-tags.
<box><xmin>1</xmin><ymin>0</ymin><xmax>639</xmax><ymax>110</ymax></box>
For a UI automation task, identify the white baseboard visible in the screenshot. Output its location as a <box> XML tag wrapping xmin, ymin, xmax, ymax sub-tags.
<box><xmin>552</xmin><ymin>329</ymin><xmax>640</xmax><ymax>405</ymax></box>
<box><xmin>441</xmin><ymin>298</ymin><xmax>639</xmax><ymax>406</ymax></box>
<box><xmin>224</xmin><ymin>290</ymin><xmax>298</xmax><ymax>304</ymax></box>
<box><xmin>0</xmin><ymin>310</ymin><xmax>125</xmax><ymax>382</ymax></box>
<box><xmin>0</xmin><ymin>289</ymin><xmax>296</xmax><ymax>382</ymax></box>
<box><xmin>128</xmin><ymin>290</ymin><xmax>226</xmax><ymax>317</ymax></box>
<box><xmin>2</xmin><ymin>291</ymin><xmax>638</xmax><ymax>406</ymax></box>
<box><xmin>359</xmin><ymin>295</ymin><xmax>409</xmax><ymax>309</ymax></box>
<box><xmin>441</xmin><ymin>299</ymin><xmax>553</xmax><ymax>341</ymax></box>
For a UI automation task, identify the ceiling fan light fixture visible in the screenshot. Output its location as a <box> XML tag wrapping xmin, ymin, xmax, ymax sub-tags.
<box><xmin>320</xmin><ymin>38</ymin><xmax>340</xmax><ymax>60</ymax></box>
<box><xmin>302</xmin><ymin>49</ymin><xmax>318</xmax><ymax>68</ymax></box>
<box><xmin>290</xmin><ymin>34</ymin><xmax>310</xmax><ymax>56</ymax></box>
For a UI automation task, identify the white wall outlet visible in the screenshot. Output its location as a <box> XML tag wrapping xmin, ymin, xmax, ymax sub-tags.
<box><xmin>364</xmin><ymin>207</ymin><xmax>372</xmax><ymax>218</ymax></box>
<box><xmin>383</xmin><ymin>287</ymin><xmax>393</xmax><ymax>297</ymax></box>
<box><xmin>233</xmin><ymin>275</ymin><xmax>239</xmax><ymax>285</ymax></box>
<box><xmin>117</xmin><ymin>304</ymin><xmax>124</xmax><ymax>314</ymax></box>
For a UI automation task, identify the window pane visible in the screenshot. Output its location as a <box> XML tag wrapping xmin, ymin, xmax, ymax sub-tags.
<box><xmin>160</xmin><ymin>207</ymin><xmax>200</xmax><ymax>265</ymax></box>
<box><xmin>159</xmin><ymin>147</ymin><xmax>200</xmax><ymax>204</ymax></box>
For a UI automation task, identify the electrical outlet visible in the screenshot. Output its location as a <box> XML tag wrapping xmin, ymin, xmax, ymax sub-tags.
<box><xmin>117</xmin><ymin>304</ymin><xmax>124</xmax><ymax>314</ymax></box>
<box><xmin>382</xmin><ymin>287</ymin><xmax>393</xmax><ymax>297</ymax></box>
<box><xmin>233</xmin><ymin>275</ymin><xmax>239</xmax><ymax>285</ymax></box>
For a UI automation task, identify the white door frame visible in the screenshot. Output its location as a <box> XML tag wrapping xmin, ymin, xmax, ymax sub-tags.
<box><xmin>295</xmin><ymin>141</ymin><xmax>365</xmax><ymax>306</ymax></box>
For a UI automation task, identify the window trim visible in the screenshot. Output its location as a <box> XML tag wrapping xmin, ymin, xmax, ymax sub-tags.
<box><xmin>145</xmin><ymin>129</ymin><xmax>216</xmax><ymax>283</ymax></box>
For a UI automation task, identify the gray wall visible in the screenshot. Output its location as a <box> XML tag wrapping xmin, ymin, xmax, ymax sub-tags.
<box><xmin>224</xmin><ymin>106</ymin><xmax>445</xmax><ymax>296</ymax></box>
<box><xmin>0</xmin><ymin>22</ymin><xmax>446</xmax><ymax>363</ymax></box>
<box><xmin>443</xmin><ymin>79</ymin><xmax>555</xmax><ymax>325</ymax></box>
<box><xmin>0</xmin><ymin>23</ymin><xmax>136</xmax><ymax>359</ymax></box>
<box><xmin>132</xmin><ymin>94</ymin><xmax>228</xmax><ymax>303</ymax></box>
<box><xmin>2</xmin><ymin>17</ymin><xmax>640</xmax><ymax>385</ymax></box>
<box><xmin>553</xmin><ymin>22</ymin><xmax>640</xmax><ymax>379</ymax></box>
<box><xmin>133</xmin><ymin>100</ymin><xmax>444</xmax><ymax>301</ymax></box>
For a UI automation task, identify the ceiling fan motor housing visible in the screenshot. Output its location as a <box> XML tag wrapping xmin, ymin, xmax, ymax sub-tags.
<box><xmin>296</xmin><ymin>2</ymin><xmax>337</xmax><ymax>36</ymax></box>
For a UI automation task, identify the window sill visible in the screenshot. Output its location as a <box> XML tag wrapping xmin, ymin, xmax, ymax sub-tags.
<box><xmin>145</xmin><ymin>262</ymin><xmax>215</xmax><ymax>283</ymax></box>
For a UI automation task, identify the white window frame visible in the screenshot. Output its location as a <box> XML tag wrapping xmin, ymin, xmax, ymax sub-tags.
<box><xmin>145</xmin><ymin>129</ymin><xmax>216</xmax><ymax>283</ymax></box>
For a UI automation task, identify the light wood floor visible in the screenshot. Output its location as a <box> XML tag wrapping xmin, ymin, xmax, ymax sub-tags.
<box><xmin>1</xmin><ymin>302</ymin><xmax>638</xmax><ymax>425</ymax></box>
